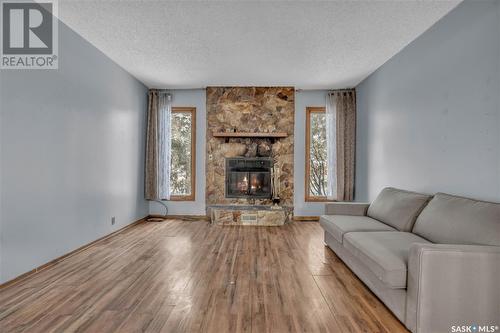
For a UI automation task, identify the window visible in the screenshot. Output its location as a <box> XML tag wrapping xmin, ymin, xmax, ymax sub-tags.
<box><xmin>170</xmin><ymin>107</ymin><xmax>196</xmax><ymax>201</ymax></box>
<box><xmin>305</xmin><ymin>107</ymin><xmax>330</xmax><ymax>201</ymax></box>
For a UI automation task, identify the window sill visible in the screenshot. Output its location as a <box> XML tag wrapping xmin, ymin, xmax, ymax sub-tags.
<box><xmin>305</xmin><ymin>196</ymin><xmax>336</xmax><ymax>203</ymax></box>
<box><xmin>163</xmin><ymin>195</ymin><xmax>195</xmax><ymax>202</ymax></box>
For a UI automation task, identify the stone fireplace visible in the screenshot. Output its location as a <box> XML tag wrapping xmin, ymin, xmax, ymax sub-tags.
<box><xmin>206</xmin><ymin>87</ymin><xmax>294</xmax><ymax>209</ymax></box>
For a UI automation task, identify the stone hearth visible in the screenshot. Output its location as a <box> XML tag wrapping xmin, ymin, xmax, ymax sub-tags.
<box><xmin>206</xmin><ymin>87</ymin><xmax>295</xmax><ymax>208</ymax></box>
<box><xmin>208</xmin><ymin>205</ymin><xmax>292</xmax><ymax>226</ymax></box>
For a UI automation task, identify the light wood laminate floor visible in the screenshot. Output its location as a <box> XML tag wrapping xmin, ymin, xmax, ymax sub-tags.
<box><xmin>0</xmin><ymin>220</ymin><xmax>408</xmax><ymax>333</ymax></box>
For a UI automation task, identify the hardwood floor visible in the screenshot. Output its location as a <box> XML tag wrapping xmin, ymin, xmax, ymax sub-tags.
<box><xmin>0</xmin><ymin>220</ymin><xmax>408</xmax><ymax>333</ymax></box>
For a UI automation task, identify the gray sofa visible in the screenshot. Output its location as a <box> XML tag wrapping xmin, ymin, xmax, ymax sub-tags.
<box><xmin>320</xmin><ymin>187</ymin><xmax>500</xmax><ymax>333</ymax></box>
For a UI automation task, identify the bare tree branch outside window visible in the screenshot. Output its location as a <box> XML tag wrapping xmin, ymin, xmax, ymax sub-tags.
<box><xmin>170</xmin><ymin>112</ymin><xmax>192</xmax><ymax>196</ymax></box>
<box><xmin>309</xmin><ymin>112</ymin><xmax>328</xmax><ymax>197</ymax></box>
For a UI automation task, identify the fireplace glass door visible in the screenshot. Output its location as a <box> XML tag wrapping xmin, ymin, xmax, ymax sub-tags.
<box><xmin>227</xmin><ymin>172</ymin><xmax>250</xmax><ymax>197</ymax></box>
<box><xmin>225</xmin><ymin>158</ymin><xmax>273</xmax><ymax>199</ymax></box>
<box><xmin>248</xmin><ymin>172</ymin><xmax>271</xmax><ymax>197</ymax></box>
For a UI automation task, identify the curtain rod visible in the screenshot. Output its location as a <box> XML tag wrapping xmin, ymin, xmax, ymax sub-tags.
<box><xmin>150</xmin><ymin>88</ymin><xmax>204</xmax><ymax>91</ymax></box>
<box><xmin>328</xmin><ymin>88</ymin><xmax>355</xmax><ymax>92</ymax></box>
<box><xmin>149</xmin><ymin>87</ymin><xmax>354</xmax><ymax>91</ymax></box>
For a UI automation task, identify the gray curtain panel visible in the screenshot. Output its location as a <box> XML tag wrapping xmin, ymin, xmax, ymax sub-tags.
<box><xmin>334</xmin><ymin>89</ymin><xmax>356</xmax><ymax>201</ymax></box>
<box><xmin>145</xmin><ymin>90</ymin><xmax>172</xmax><ymax>200</ymax></box>
<box><xmin>326</xmin><ymin>93</ymin><xmax>337</xmax><ymax>200</ymax></box>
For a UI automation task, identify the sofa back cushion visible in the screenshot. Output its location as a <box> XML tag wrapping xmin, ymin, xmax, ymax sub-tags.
<box><xmin>367</xmin><ymin>187</ymin><xmax>432</xmax><ymax>231</ymax></box>
<box><xmin>412</xmin><ymin>193</ymin><xmax>500</xmax><ymax>246</ymax></box>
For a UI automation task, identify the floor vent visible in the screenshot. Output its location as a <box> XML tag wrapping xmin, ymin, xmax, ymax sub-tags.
<box><xmin>241</xmin><ymin>214</ymin><xmax>258</xmax><ymax>223</ymax></box>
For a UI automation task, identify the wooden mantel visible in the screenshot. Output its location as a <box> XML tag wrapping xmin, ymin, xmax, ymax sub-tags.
<box><xmin>212</xmin><ymin>132</ymin><xmax>288</xmax><ymax>139</ymax></box>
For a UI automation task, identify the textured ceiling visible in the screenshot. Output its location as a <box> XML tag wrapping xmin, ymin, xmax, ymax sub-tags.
<box><xmin>58</xmin><ymin>0</ymin><xmax>461</xmax><ymax>89</ymax></box>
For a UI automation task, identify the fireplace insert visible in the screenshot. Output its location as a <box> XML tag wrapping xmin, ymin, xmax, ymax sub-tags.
<box><xmin>225</xmin><ymin>158</ymin><xmax>272</xmax><ymax>199</ymax></box>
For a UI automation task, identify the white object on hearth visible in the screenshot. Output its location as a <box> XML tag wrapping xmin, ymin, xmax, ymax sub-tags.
<box><xmin>271</xmin><ymin>161</ymin><xmax>282</xmax><ymax>200</ymax></box>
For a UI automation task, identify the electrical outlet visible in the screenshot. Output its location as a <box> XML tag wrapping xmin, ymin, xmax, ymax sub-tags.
<box><xmin>111</xmin><ymin>216</ymin><xmax>116</xmax><ymax>225</ymax></box>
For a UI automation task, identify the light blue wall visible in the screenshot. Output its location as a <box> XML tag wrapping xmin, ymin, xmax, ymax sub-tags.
<box><xmin>355</xmin><ymin>0</ymin><xmax>500</xmax><ymax>202</ymax></box>
<box><xmin>0</xmin><ymin>22</ymin><xmax>149</xmax><ymax>283</ymax></box>
<box><xmin>294</xmin><ymin>90</ymin><xmax>329</xmax><ymax>216</ymax></box>
<box><xmin>148</xmin><ymin>89</ymin><xmax>207</xmax><ymax>216</ymax></box>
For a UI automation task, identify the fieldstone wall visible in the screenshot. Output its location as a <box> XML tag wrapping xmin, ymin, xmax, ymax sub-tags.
<box><xmin>206</xmin><ymin>87</ymin><xmax>294</xmax><ymax>207</ymax></box>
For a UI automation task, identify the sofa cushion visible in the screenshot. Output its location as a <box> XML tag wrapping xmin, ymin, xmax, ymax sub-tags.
<box><xmin>320</xmin><ymin>215</ymin><xmax>396</xmax><ymax>244</ymax></box>
<box><xmin>412</xmin><ymin>193</ymin><xmax>500</xmax><ymax>246</ymax></box>
<box><xmin>367</xmin><ymin>187</ymin><xmax>431</xmax><ymax>232</ymax></box>
<box><xmin>343</xmin><ymin>231</ymin><xmax>430</xmax><ymax>289</ymax></box>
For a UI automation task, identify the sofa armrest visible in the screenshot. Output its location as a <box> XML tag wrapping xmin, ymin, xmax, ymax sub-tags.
<box><xmin>406</xmin><ymin>243</ymin><xmax>500</xmax><ymax>333</ymax></box>
<box><xmin>324</xmin><ymin>202</ymin><xmax>370</xmax><ymax>216</ymax></box>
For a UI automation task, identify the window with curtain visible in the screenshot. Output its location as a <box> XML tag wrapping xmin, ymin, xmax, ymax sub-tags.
<box><xmin>170</xmin><ymin>107</ymin><xmax>196</xmax><ymax>200</ymax></box>
<box><xmin>305</xmin><ymin>106</ymin><xmax>331</xmax><ymax>201</ymax></box>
